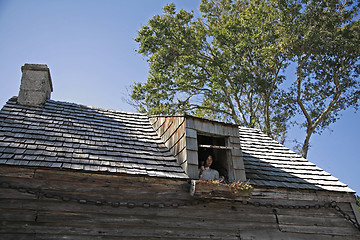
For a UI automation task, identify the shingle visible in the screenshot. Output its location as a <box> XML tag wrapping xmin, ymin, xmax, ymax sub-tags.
<box><xmin>27</xmin><ymin>161</ymin><xmax>40</xmax><ymax>166</ymax></box>
<box><xmin>239</xmin><ymin>126</ymin><xmax>353</xmax><ymax>193</ymax></box>
<box><xmin>62</xmin><ymin>163</ymin><xmax>71</xmax><ymax>168</ymax></box>
<box><xmin>3</xmin><ymin>97</ymin><xmax>351</xmax><ymax>190</ymax></box>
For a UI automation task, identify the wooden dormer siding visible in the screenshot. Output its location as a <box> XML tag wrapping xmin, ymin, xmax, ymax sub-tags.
<box><xmin>149</xmin><ymin>115</ymin><xmax>246</xmax><ymax>181</ymax></box>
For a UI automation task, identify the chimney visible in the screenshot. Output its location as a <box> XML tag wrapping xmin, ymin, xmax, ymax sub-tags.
<box><xmin>17</xmin><ymin>64</ymin><xmax>53</xmax><ymax>106</ymax></box>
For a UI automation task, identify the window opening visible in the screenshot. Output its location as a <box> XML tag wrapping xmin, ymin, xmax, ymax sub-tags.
<box><xmin>197</xmin><ymin>134</ymin><xmax>229</xmax><ymax>182</ymax></box>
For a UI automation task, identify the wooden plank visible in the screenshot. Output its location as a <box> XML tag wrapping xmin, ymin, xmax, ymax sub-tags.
<box><xmin>229</xmin><ymin>136</ymin><xmax>240</xmax><ymax>144</ymax></box>
<box><xmin>193</xmin><ymin>120</ymin><xmax>209</xmax><ymax>134</ymax></box>
<box><xmin>32</xmin><ymin>168</ymin><xmax>185</xmax><ymax>186</ymax></box>
<box><xmin>158</xmin><ymin>118</ymin><xmax>174</xmax><ymax>140</ymax></box>
<box><xmin>0</xmin><ymin>166</ymin><xmax>35</xmax><ymax>178</ymax></box>
<box><xmin>185</xmin><ymin>128</ymin><xmax>197</xmax><ymax>138</ymax></box>
<box><xmin>187</xmin><ymin>164</ymin><xmax>199</xmax><ymax>179</ymax></box>
<box><xmin>0</xmin><ymin>208</ymin><xmax>37</xmax><ymax>221</ymax></box>
<box><xmin>181</xmin><ymin>160</ymin><xmax>188</xmax><ymax>174</ymax></box>
<box><xmin>185</xmin><ymin>137</ymin><xmax>198</xmax><ymax>151</ymax></box>
<box><xmin>0</xmin><ymin>175</ymin><xmax>187</xmax><ymax>195</ymax></box>
<box><xmin>198</xmin><ymin>121</ymin><xmax>224</xmax><ymax>136</ymax></box>
<box><xmin>230</xmin><ymin>148</ymin><xmax>242</xmax><ymax>156</ymax></box>
<box><xmin>174</xmin><ymin>147</ymin><xmax>186</xmax><ymax>165</ymax></box>
<box><xmin>0</xmin><ymin>198</ymin><xmax>344</xmax><ymax>221</ymax></box>
<box><xmin>161</xmin><ymin>118</ymin><xmax>176</xmax><ymax>142</ymax></box>
<box><xmin>226</xmin><ymin>142</ymin><xmax>236</xmax><ymax>182</ymax></box>
<box><xmin>276</xmin><ymin>207</ymin><xmax>349</xmax><ymax>218</ymax></box>
<box><xmin>170</xmin><ymin>137</ymin><xmax>186</xmax><ymax>159</ymax></box>
<box><xmin>233</xmin><ymin>169</ymin><xmax>246</xmax><ymax>182</ymax></box>
<box><xmin>231</xmin><ymin>156</ymin><xmax>245</xmax><ymax>170</ymax></box>
<box><xmin>0</xmin><ymin>179</ymin><xmax>193</xmax><ymax>205</ymax></box>
<box><xmin>198</xmin><ymin>144</ymin><xmax>239</xmax><ymax>150</ymax></box>
<box><xmin>226</xmin><ymin>125</ymin><xmax>238</xmax><ymax>137</ymax></box>
<box><xmin>153</xmin><ymin>116</ymin><xmax>166</xmax><ymax>132</ymax></box>
<box><xmin>0</xmin><ymin>201</ymin><xmax>288</xmax><ymax>239</ymax></box>
<box><xmin>0</xmin><ymin>188</ymin><xmax>38</xmax><ymax>200</ymax></box>
<box><xmin>172</xmin><ymin>135</ymin><xmax>186</xmax><ymax>155</ymax></box>
<box><xmin>34</xmin><ymin>210</ymin><xmax>277</xmax><ymax>228</ymax></box>
<box><xmin>279</xmin><ymin>224</ymin><xmax>360</xmax><ymax>236</ymax></box>
<box><xmin>175</xmin><ymin>116</ymin><xmax>185</xmax><ymax>130</ymax></box>
<box><xmin>238</xmin><ymin>230</ymin><xmax>360</xmax><ymax>240</ymax></box>
<box><xmin>3</xmin><ymin>202</ymin><xmax>277</xmax><ymax>223</ymax></box>
<box><xmin>350</xmin><ymin>202</ymin><xmax>360</xmax><ymax>225</ymax></box>
<box><xmin>251</xmin><ymin>188</ymin><xmax>355</xmax><ymax>203</ymax></box>
<box><xmin>166</xmin><ymin>123</ymin><xmax>185</xmax><ymax>149</ymax></box>
<box><xmin>185</xmin><ymin>118</ymin><xmax>195</xmax><ymax>129</ymax></box>
<box><xmin>186</xmin><ymin>150</ymin><xmax>198</xmax><ymax>165</ymax></box>
<box><xmin>0</xmin><ymin>224</ymin><xmax>241</xmax><ymax>240</ymax></box>
<box><xmin>34</xmin><ymin>235</ymin><xmax>236</xmax><ymax>240</ymax></box>
<box><xmin>277</xmin><ymin>214</ymin><xmax>354</xmax><ymax>228</ymax></box>
<box><xmin>0</xmin><ymin>189</ymin><xmax>192</xmax><ymax>205</ymax></box>
<box><xmin>0</xmin><ymin>234</ymin><xmax>37</xmax><ymax>240</ymax></box>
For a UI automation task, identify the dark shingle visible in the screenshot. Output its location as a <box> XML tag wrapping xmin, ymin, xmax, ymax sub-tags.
<box><xmin>239</xmin><ymin>127</ymin><xmax>353</xmax><ymax>193</ymax></box>
<box><xmin>0</xmin><ymin>97</ymin><xmax>187</xmax><ymax>179</ymax></box>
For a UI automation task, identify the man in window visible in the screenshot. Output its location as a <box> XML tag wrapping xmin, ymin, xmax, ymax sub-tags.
<box><xmin>199</xmin><ymin>155</ymin><xmax>221</xmax><ymax>181</ymax></box>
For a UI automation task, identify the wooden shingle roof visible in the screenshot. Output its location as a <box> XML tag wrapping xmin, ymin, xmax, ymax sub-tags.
<box><xmin>0</xmin><ymin>97</ymin><xmax>354</xmax><ymax>192</ymax></box>
<box><xmin>0</xmin><ymin>97</ymin><xmax>188</xmax><ymax>179</ymax></box>
<box><xmin>239</xmin><ymin>127</ymin><xmax>354</xmax><ymax>192</ymax></box>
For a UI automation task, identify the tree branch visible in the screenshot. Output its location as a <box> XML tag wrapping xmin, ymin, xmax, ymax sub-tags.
<box><xmin>234</xmin><ymin>91</ymin><xmax>249</xmax><ymax>126</ymax></box>
<box><xmin>296</xmin><ymin>55</ymin><xmax>313</xmax><ymax>127</ymax></box>
<box><xmin>187</xmin><ymin>104</ymin><xmax>232</xmax><ymax>116</ymax></box>
<box><xmin>312</xmin><ymin>64</ymin><xmax>343</xmax><ymax>129</ymax></box>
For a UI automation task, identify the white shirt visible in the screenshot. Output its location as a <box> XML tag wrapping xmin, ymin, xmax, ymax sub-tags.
<box><xmin>199</xmin><ymin>167</ymin><xmax>220</xmax><ymax>181</ymax></box>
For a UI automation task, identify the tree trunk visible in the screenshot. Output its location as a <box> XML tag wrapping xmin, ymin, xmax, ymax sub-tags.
<box><xmin>264</xmin><ymin>94</ymin><xmax>273</xmax><ymax>139</ymax></box>
<box><xmin>301</xmin><ymin>126</ymin><xmax>314</xmax><ymax>159</ymax></box>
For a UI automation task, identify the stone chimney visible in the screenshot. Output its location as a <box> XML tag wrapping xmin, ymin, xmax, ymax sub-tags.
<box><xmin>18</xmin><ymin>64</ymin><xmax>53</xmax><ymax>106</ymax></box>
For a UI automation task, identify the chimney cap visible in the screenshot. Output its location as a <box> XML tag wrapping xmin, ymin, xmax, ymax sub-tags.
<box><xmin>21</xmin><ymin>63</ymin><xmax>53</xmax><ymax>92</ymax></box>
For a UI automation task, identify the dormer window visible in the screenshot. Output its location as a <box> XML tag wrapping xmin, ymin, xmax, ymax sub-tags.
<box><xmin>149</xmin><ymin>115</ymin><xmax>246</xmax><ymax>182</ymax></box>
<box><xmin>197</xmin><ymin>134</ymin><xmax>229</xmax><ymax>181</ymax></box>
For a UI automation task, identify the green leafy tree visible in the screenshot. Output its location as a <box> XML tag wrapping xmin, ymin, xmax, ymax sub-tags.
<box><xmin>132</xmin><ymin>0</ymin><xmax>360</xmax><ymax>157</ymax></box>
<box><xmin>289</xmin><ymin>0</ymin><xmax>360</xmax><ymax>158</ymax></box>
<box><xmin>132</xmin><ymin>0</ymin><xmax>297</xmax><ymax>143</ymax></box>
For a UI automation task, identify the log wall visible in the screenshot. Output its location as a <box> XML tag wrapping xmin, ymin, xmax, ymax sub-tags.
<box><xmin>1</xmin><ymin>165</ymin><xmax>359</xmax><ymax>240</ymax></box>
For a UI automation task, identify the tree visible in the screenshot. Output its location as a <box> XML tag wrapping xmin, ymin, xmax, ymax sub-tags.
<box><xmin>290</xmin><ymin>0</ymin><xmax>360</xmax><ymax>158</ymax></box>
<box><xmin>132</xmin><ymin>0</ymin><xmax>360</xmax><ymax>157</ymax></box>
<box><xmin>132</xmin><ymin>0</ymin><xmax>297</xmax><ymax>143</ymax></box>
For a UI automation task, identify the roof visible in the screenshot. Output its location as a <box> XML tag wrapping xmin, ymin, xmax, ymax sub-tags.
<box><xmin>0</xmin><ymin>96</ymin><xmax>354</xmax><ymax>193</ymax></box>
<box><xmin>0</xmin><ymin>97</ymin><xmax>188</xmax><ymax>179</ymax></box>
<box><xmin>239</xmin><ymin>127</ymin><xmax>354</xmax><ymax>192</ymax></box>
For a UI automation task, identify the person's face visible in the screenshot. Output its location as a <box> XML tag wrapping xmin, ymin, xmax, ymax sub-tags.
<box><xmin>205</xmin><ymin>156</ymin><xmax>213</xmax><ymax>167</ymax></box>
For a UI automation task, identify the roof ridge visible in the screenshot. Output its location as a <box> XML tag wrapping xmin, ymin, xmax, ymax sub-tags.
<box><xmin>46</xmin><ymin>99</ymin><xmax>147</xmax><ymax>116</ymax></box>
<box><xmin>6</xmin><ymin>96</ymin><xmax>147</xmax><ymax>117</ymax></box>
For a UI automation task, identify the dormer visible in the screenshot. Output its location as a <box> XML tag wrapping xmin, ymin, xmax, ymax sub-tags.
<box><xmin>149</xmin><ymin>115</ymin><xmax>246</xmax><ymax>182</ymax></box>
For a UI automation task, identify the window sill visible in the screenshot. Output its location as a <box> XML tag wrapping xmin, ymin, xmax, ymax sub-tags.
<box><xmin>190</xmin><ymin>180</ymin><xmax>252</xmax><ymax>200</ymax></box>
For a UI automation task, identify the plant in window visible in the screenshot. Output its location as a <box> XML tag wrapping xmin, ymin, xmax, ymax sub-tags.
<box><xmin>198</xmin><ymin>179</ymin><xmax>253</xmax><ymax>196</ymax></box>
<box><xmin>227</xmin><ymin>180</ymin><xmax>253</xmax><ymax>194</ymax></box>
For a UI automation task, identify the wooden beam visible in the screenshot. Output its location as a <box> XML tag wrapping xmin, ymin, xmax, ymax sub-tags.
<box><xmin>198</xmin><ymin>144</ymin><xmax>240</xmax><ymax>150</ymax></box>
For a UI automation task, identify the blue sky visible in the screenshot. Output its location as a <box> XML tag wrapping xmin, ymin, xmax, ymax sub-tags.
<box><xmin>0</xmin><ymin>0</ymin><xmax>359</xmax><ymax>194</ymax></box>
